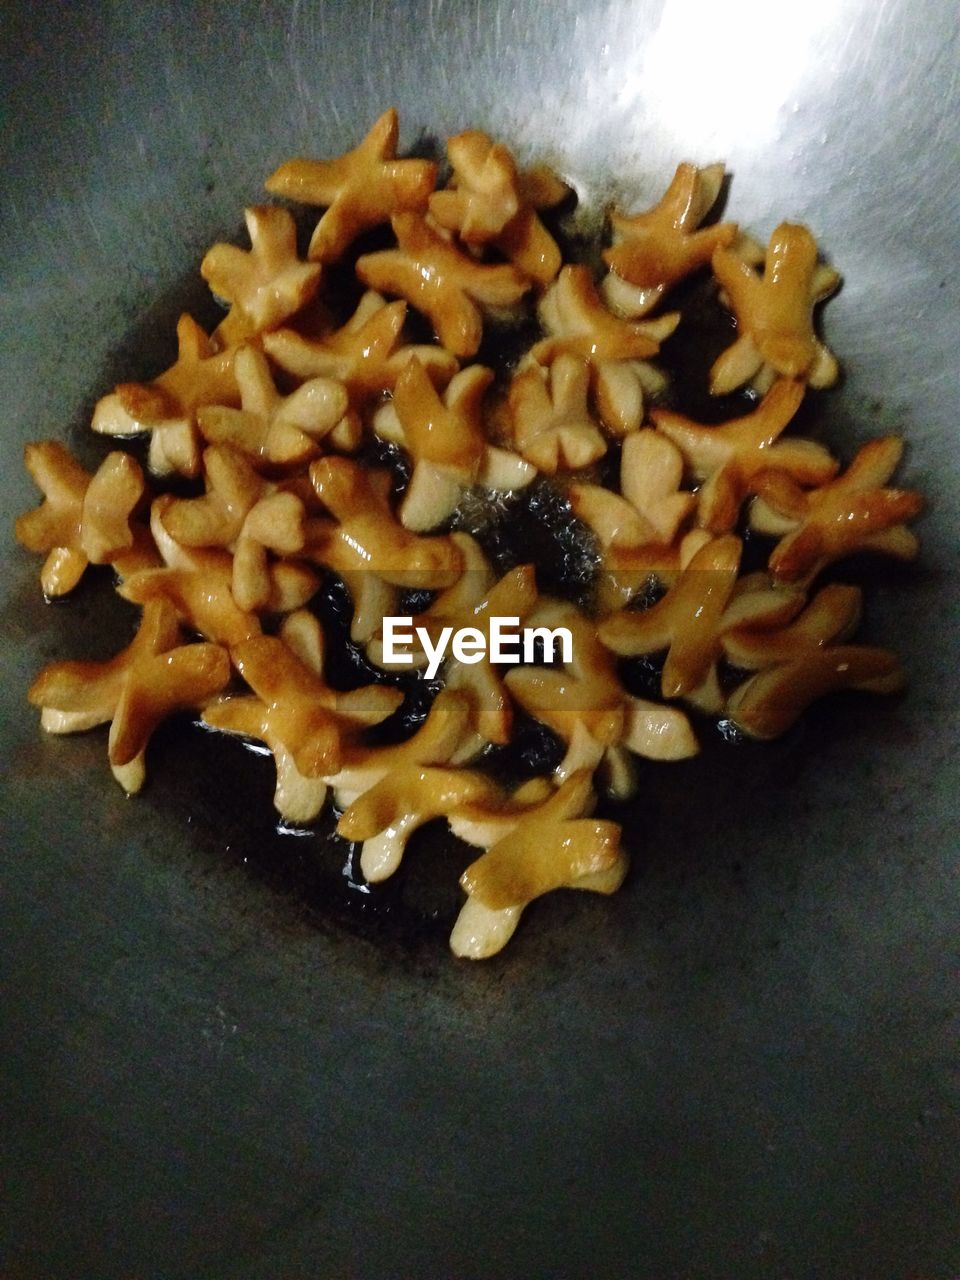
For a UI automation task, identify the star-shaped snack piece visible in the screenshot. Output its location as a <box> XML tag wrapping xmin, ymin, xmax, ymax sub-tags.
<box><xmin>355</xmin><ymin>213</ymin><xmax>530</xmax><ymax>357</ymax></box>
<box><xmin>203</xmin><ymin>610</ymin><xmax>400</xmax><ymax>823</ymax></box>
<box><xmin>722</xmin><ymin>583</ymin><xmax>904</xmax><ymax>738</ymax></box>
<box><xmin>265</xmin><ymin>107</ymin><xmax>438</xmax><ymax>263</ymax></box>
<box><xmin>750</xmin><ymin>436</ymin><xmax>923</xmax><ymax>585</ymax></box>
<box><xmin>197</xmin><ymin>344</ymin><xmax>355</xmax><ymax>466</ymax></box>
<box><xmin>200</xmin><ymin>206</ymin><xmax>323</xmax><ymax>347</ymax></box>
<box><xmin>568</xmin><ymin>429</ymin><xmax>698</xmax><ymax>608</ymax></box>
<box><xmin>427</xmin><ymin>129</ymin><xmax>568</xmax><ymax>283</ymax></box>
<box><xmin>369</xmin><ymin>534</ymin><xmax>538</xmax><ymax>746</ymax></box>
<box><xmin>92</xmin><ymin>314</ymin><xmax>240</xmax><ymax>478</ymax></box>
<box><xmin>263</xmin><ymin>290</ymin><xmax>458</xmax><ymax>416</ymax></box>
<box><xmin>506</xmin><ymin>602</ymin><xmax>698</xmax><ymax>799</ymax></box>
<box><xmin>373</xmin><ymin>357</ymin><xmax>535</xmax><ymax>529</ymax></box>
<box><xmin>449</xmin><ymin>770</ymin><xmax>628</xmax><ymax>959</ymax></box>
<box><xmin>119</xmin><ymin>548</ymin><xmax>264</xmax><ymax>648</ymax></box>
<box><xmin>207</xmin><ymin>610</ymin><xmax>403</xmax><ymax>808</ymax></box>
<box><xmin>230</xmin><ymin>491</ymin><xmax>309</xmax><ymax>612</ymax></box>
<box><xmin>150</xmin><ymin>486</ymin><xmax>316</xmax><ymax>619</ymax></box>
<box><xmin>328</xmin><ymin>689</ymin><xmax>472</xmax><ymax>802</ymax></box>
<box><xmin>28</xmin><ymin>598</ymin><xmax>230</xmax><ymax>794</ymax></box>
<box><xmin>507</xmin><ymin>354</ymin><xmax>608</xmax><ymax>473</ymax></box>
<box><xmin>155</xmin><ymin>444</ymin><xmax>310</xmax><ymax>612</ymax></box>
<box><xmin>601</xmin><ymin>162</ymin><xmax>738</xmax><ymax>317</ymax></box>
<box><xmin>337</xmin><ymin>766</ymin><xmax>498</xmax><ymax>884</ymax></box>
<box><xmin>330</xmin><ymin>690</ymin><xmax>481</xmax><ymax>876</ymax></box>
<box><xmin>650</xmin><ymin>378</ymin><xmax>838</xmax><ymax>532</ymax></box>
<box><xmin>159</xmin><ymin>444</ymin><xmax>264</xmax><ymax>548</ymax></box>
<box><xmin>597</xmin><ymin>535</ymin><xmax>803</xmax><ymax>711</ymax></box>
<box><xmin>16</xmin><ymin>442</ymin><xmax>152</xmax><ymax>596</ymax></box>
<box><xmin>532</xmin><ymin>266</ymin><xmax>679</xmax><ymax>435</ymax></box>
<box><xmin>710</xmin><ymin>222</ymin><xmax>841</xmax><ymax>394</ymax></box>
<box><xmin>308</xmin><ymin>455</ymin><xmax>464</xmax><ymax>589</ymax></box>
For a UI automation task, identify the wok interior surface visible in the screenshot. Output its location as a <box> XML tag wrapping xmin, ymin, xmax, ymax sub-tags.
<box><xmin>1</xmin><ymin>1</ymin><xmax>958</xmax><ymax>1276</ymax></box>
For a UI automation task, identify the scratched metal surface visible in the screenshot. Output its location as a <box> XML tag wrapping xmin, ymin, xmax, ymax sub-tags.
<box><xmin>1</xmin><ymin>1</ymin><xmax>958</xmax><ymax>1277</ymax></box>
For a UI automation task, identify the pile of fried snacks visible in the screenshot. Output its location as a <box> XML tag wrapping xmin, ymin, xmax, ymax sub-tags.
<box><xmin>16</xmin><ymin>110</ymin><xmax>923</xmax><ymax>958</ymax></box>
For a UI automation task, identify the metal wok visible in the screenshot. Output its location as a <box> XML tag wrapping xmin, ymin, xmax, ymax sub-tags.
<box><xmin>1</xmin><ymin>1</ymin><xmax>957</xmax><ymax>1276</ymax></box>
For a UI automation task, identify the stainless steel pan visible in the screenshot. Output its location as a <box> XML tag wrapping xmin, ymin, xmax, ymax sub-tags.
<box><xmin>2</xmin><ymin>2</ymin><xmax>957</xmax><ymax>1275</ymax></box>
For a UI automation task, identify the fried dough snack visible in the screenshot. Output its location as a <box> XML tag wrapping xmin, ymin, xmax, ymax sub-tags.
<box><xmin>506</xmin><ymin>602</ymin><xmax>698</xmax><ymax>800</ymax></box>
<box><xmin>197</xmin><ymin>344</ymin><xmax>355</xmax><ymax>465</ymax></box>
<box><xmin>201</xmin><ymin>206</ymin><xmax>323</xmax><ymax>346</ymax></box>
<box><xmin>373</xmin><ymin>358</ymin><xmax>534</xmax><ymax>531</ymax></box>
<box><xmin>92</xmin><ymin>313</ymin><xmax>240</xmax><ymax>478</ymax></box>
<box><xmin>16</xmin><ymin>442</ymin><xmax>153</xmax><ymax>596</ymax></box>
<box><xmin>568</xmin><ymin>429</ymin><xmax>697</xmax><ymax>609</ymax></box>
<box><xmin>650</xmin><ymin>379</ymin><xmax>837</xmax><ymax>532</ymax></box>
<box><xmin>508</xmin><ymin>355</ymin><xmax>607</xmax><ymax>473</ymax></box>
<box><xmin>450</xmin><ymin>771</ymin><xmax>627</xmax><ymax>959</ymax></box>
<box><xmin>598</xmin><ymin>538</ymin><xmax>802</xmax><ymax>712</ymax></box>
<box><xmin>29</xmin><ymin>599</ymin><xmax>230</xmax><ymax>794</ymax></box>
<box><xmin>330</xmin><ymin>691</ymin><xmax>481</xmax><ymax>880</ymax></box>
<box><xmin>723</xmin><ymin>585</ymin><xmax>904</xmax><ymax>737</ymax></box>
<box><xmin>428</xmin><ymin>129</ymin><xmax>568</xmax><ymax>283</ymax></box>
<box><xmin>533</xmin><ymin>265</ymin><xmax>679</xmax><ymax>435</ymax></box>
<box><xmin>356</xmin><ymin>213</ymin><xmax>530</xmax><ymax>357</ymax></box>
<box><xmin>750</xmin><ymin>436</ymin><xmax>923</xmax><ymax>584</ymax></box>
<box><xmin>602</xmin><ymin>162</ymin><xmax>737</xmax><ymax>317</ymax></box>
<box><xmin>16</xmin><ymin>110</ymin><xmax>924</xmax><ymax>959</ymax></box>
<box><xmin>265</xmin><ymin>108</ymin><xmax>437</xmax><ymax>263</ymax></box>
<box><xmin>264</xmin><ymin>290</ymin><xmax>458</xmax><ymax>413</ymax></box>
<box><xmin>369</xmin><ymin>534</ymin><xmax>538</xmax><ymax>746</ymax></box>
<box><xmin>710</xmin><ymin>222</ymin><xmax>841</xmax><ymax>394</ymax></box>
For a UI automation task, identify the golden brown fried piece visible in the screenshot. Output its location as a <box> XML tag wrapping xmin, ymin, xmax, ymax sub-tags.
<box><xmin>329</xmin><ymin>690</ymin><xmax>472</xmax><ymax>801</ymax></box>
<box><xmin>330</xmin><ymin>691</ymin><xmax>481</xmax><ymax>877</ymax></box>
<box><xmin>92</xmin><ymin>314</ymin><xmax>240</xmax><ymax>478</ymax></box>
<box><xmin>723</xmin><ymin>584</ymin><xmax>903</xmax><ymax>737</ymax></box>
<box><xmin>265</xmin><ymin>107</ymin><xmax>437</xmax><ymax>262</ymax></box>
<box><xmin>428</xmin><ymin>129</ymin><xmax>568</xmax><ymax>283</ymax></box>
<box><xmin>506</xmin><ymin>602</ymin><xmax>698</xmax><ymax>799</ymax></box>
<box><xmin>203</xmin><ymin>611</ymin><xmax>400</xmax><ymax>823</ymax></box>
<box><xmin>533</xmin><ymin>265</ymin><xmax>679</xmax><ymax>434</ymax></box>
<box><xmin>507</xmin><ymin>355</ymin><xmax>607</xmax><ymax>473</ymax></box>
<box><xmin>201</xmin><ymin>206</ymin><xmax>323</xmax><ymax>347</ymax></box>
<box><xmin>598</xmin><ymin>536</ymin><xmax>802</xmax><ymax>711</ymax></box>
<box><xmin>332</xmin><ymin>696</ymin><xmax>488</xmax><ymax>885</ymax></box>
<box><xmin>304</xmin><ymin>455</ymin><xmax>464</xmax><ymax>645</ymax></box>
<box><xmin>308</xmin><ymin>455</ymin><xmax>464</xmax><ymax>588</ymax></box>
<box><xmin>450</xmin><ymin>771</ymin><xmax>628</xmax><ymax>959</ymax></box>
<box><xmin>568</xmin><ymin>429</ymin><xmax>698</xmax><ymax>609</ymax></box>
<box><xmin>356</xmin><ymin>213</ymin><xmax>530</xmax><ymax>357</ymax></box>
<box><xmin>120</xmin><ymin>548</ymin><xmax>262</xmax><ymax>648</ymax></box>
<box><xmin>602</xmin><ymin>162</ymin><xmax>737</xmax><ymax>316</ymax></box>
<box><xmin>751</xmin><ymin>436</ymin><xmax>923</xmax><ymax>584</ymax></box>
<box><xmin>231</xmin><ymin>491</ymin><xmax>308</xmax><ymax>611</ymax></box>
<box><xmin>229</xmin><ymin>610</ymin><xmax>402</xmax><ymax>775</ymax></box>
<box><xmin>338</xmin><ymin>767</ymin><xmax>498</xmax><ymax>883</ymax></box>
<box><xmin>16</xmin><ymin>442</ymin><xmax>151</xmax><ymax>596</ymax></box>
<box><xmin>374</xmin><ymin>358</ymin><xmax>534</xmax><ymax>529</ymax></box>
<box><xmin>197</xmin><ymin>344</ymin><xmax>354</xmax><ymax>465</ymax></box>
<box><xmin>156</xmin><ymin>444</ymin><xmax>309</xmax><ymax>612</ymax></box>
<box><xmin>28</xmin><ymin>599</ymin><xmax>230</xmax><ymax>793</ymax></box>
<box><xmin>371</xmin><ymin>533</ymin><xmax>538</xmax><ymax>746</ymax></box>
<box><xmin>710</xmin><ymin>223</ymin><xmax>841</xmax><ymax>394</ymax></box>
<box><xmin>160</xmin><ymin>445</ymin><xmax>264</xmax><ymax>548</ymax></box>
<box><xmin>651</xmin><ymin>379</ymin><xmax>837</xmax><ymax>532</ymax></box>
<box><xmin>263</xmin><ymin>290</ymin><xmax>458</xmax><ymax>415</ymax></box>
